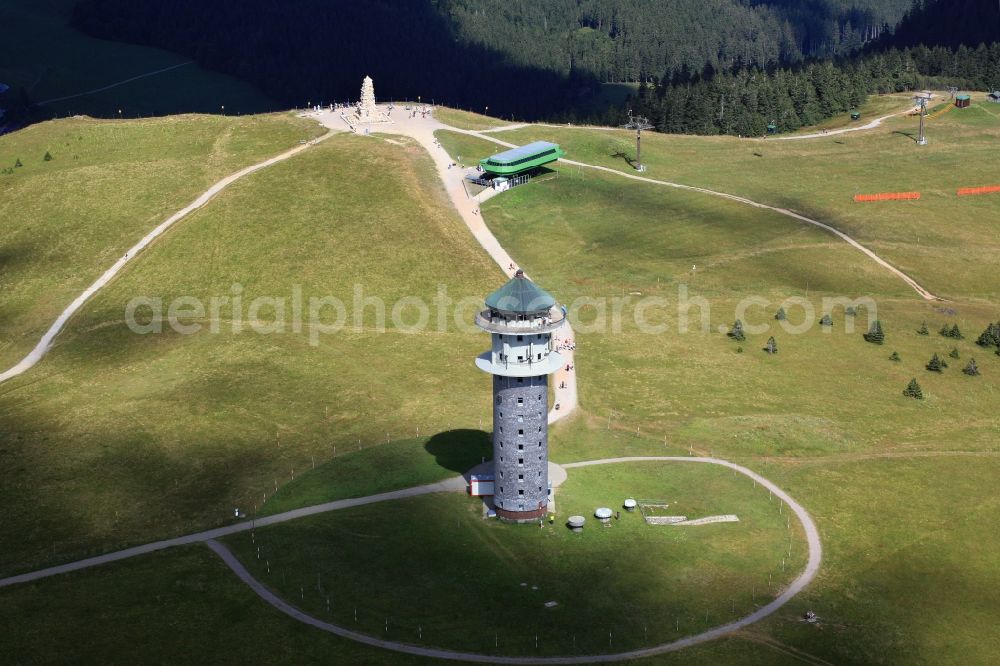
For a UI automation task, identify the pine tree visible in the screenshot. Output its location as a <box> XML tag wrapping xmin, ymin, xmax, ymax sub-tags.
<box><xmin>963</xmin><ymin>358</ymin><xmax>980</xmax><ymax>376</ymax></box>
<box><xmin>820</xmin><ymin>314</ymin><xmax>833</xmax><ymax>327</ymax></box>
<box><xmin>903</xmin><ymin>378</ymin><xmax>923</xmax><ymax>399</ymax></box>
<box><xmin>889</xmin><ymin>351</ymin><xmax>901</xmax><ymax>362</ymax></box>
<box><xmin>43</xmin><ymin>151</ymin><xmax>52</xmax><ymax>162</ymax></box>
<box><xmin>939</xmin><ymin>323</ymin><xmax>951</xmax><ymax>337</ymax></box>
<box><xmin>926</xmin><ymin>353</ymin><xmax>944</xmax><ymax>372</ymax></box>
<box><xmin>728</xmin><ymin>319</ymin><xmax>745</xmax><ymax>342</ymax></box>
<box><xmin>949</xmin><ymin>324</ymin><xmax>963</xmax><ymax>340</ymax></box>
<box><xmin>917</xmin><ymin>321</ymin><xmax>929</xmax><ymax>336</ymax></box>
<box><xmin>774</xmin><ymin>307</ymin><xmax>786</xmax><ymax>321</ymax></box>
<box><xmin>864</xmin><ymin>320</ymin><xmax>885</xmax><ymax>344</ymax></box>
<box><xmin>14</xmin><ymin>158</ymin><xmax>22</xmax><ymax>168</ymax></box>
<box><xmin>949</xmin><ymin>347</ymin><xmax>960</xmax><ymax>359</ymax></box>
<box><xmin>975</xmin><ymin>322</ymin><xmax>1000</xmax><ymax>347</ymax></box>
<box><xmin>764</xmin><ymin>336</ymin><xmax>778</xmax><ymax>354</ymax></box>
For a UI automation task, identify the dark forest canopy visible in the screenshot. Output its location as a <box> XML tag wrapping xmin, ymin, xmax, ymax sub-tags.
<box><xmin>67</xmin><ymin>0</ymin><xmax>998</xmax><ymax>133</ymax></box>
<box><xmin>876</xmin><ymin>0</ymin><xmax>1000</xmax><ymax>51</ymax></box>
<box><xmin>71</xmin><ymin>0</ymin><xmax>913</xmax><ymax>116</ymax></box>
<box><xmin>631</xmin><ymin>43</ymin><xmax>1000</xmax><ymax>136</ymax></box>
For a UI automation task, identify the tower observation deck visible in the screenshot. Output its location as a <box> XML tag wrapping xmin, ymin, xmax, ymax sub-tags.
<box><xmin>475</xmin><ymin>270</ymin><xmax>564</xmax><ymax>522</ymax></box>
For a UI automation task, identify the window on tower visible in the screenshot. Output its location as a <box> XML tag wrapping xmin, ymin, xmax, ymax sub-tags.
<box><xmin>517</xmin><ymin>397</ymin><xmax>524</xmax><ymax>405</ymax></box>
<box><xmin>518</xmin><ymin>489</ymin><xmax>524</xmax><ymax>496</ymax></box>
<box><xmin>518</xmin><ymin>474</ymin><xmax>523</xmax><ymax>481</ymax></box>
<box><xmin>518</xmin><ymin>458</ymin><xmax>524</xmax><ymax>465</ymax></box>
<box><xmin>518</xmin><ymin>429</ymin><xmax>523</xmax><ymax>436</ymax></box>
<box><xmin>517</xmin><ymin>336</ymin><xmax>523</xmax><ymax>341</ymax></box>
<box><xmin>518</xmin><ymin>444</ymin><xmax>524</xmax><ymax>451</ymax></box>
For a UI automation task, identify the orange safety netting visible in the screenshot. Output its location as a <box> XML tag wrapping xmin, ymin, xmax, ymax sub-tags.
<box><xmin>853</xmin><ymin>192</ymin><xmax>921</xmax><ymax>202</ymax></box>
<box><xmin>957</xmin><ymin>185</ymin><xmax>1000</xmax><ymax>196</ymax></box>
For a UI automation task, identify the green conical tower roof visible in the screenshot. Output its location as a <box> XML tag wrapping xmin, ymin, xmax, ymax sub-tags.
<box><xmin>485</xmin><ymin>270</ymin><xmax>556</xmax><ymax>314</ymax></box>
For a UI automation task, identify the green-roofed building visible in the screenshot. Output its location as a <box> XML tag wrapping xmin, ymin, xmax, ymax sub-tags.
<box><xmin>479</xmin><ymin>141</ymin><xmax>565</xmax><ymax>176</ymax></box>
<box><xmin>484</xmin><ymin>270</ymin><xmax>557</xmax><ymax>315</ymax></box>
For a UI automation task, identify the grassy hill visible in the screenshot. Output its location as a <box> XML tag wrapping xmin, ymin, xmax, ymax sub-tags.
<box><xmin>0</xmin><ymin>126</ymin><xmax>500</xmax><ymax>576</ymax></box>
<box><xmin>488</xmin><ymin>92</ymin><xmax>1000</xmax><ymax>301</ymax></box>
<box><xmin>3</xmin><ymin>102</ymin><xmax>1000</xmax><ymax>664</ymax></box>
<box><xmin>0</xmin><ymin>112</ymin><xmax>323</xmax><ymax>368</ymax></box>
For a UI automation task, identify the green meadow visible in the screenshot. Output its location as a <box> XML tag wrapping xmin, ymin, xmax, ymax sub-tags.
<box><xmin>2</xmin><ymin>98</ymin><xmax>1000</xmax><ymax>664</ymax></box>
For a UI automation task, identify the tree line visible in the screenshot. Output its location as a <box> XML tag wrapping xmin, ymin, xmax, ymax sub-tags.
<box><xmin>62</xmin><ymin>0</ymin><xmax>1000</xmax><ymax>135</ymax></box>
<box><xmin>627</xmin><ymin>42</ymin><xmax>1000</xmax><ymax>137</ymax></box>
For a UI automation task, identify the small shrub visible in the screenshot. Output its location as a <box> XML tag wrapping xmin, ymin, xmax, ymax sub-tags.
<box><xmin>949</xmin><ymin>347</ymin><xmax>960</xmax><ymax>359</ymax></box>
<box><xmin>926</xmin><ymin>353</ymin><xmax>944</xmax><ymax>372</ymax></box>
<box><xmin>903</xmin><ymin>378</ymin><xmax>924</xmax><ymax>399</ymax></box>
<box><xmin>845</xmin><ymin>306</ymin><xmax>856</xmax><ymax>317</ymax></box>
<box><xmin>763</xmin><ymin>336</ymin><xmax>778</xmax><ymax>354</ymax></box>
<box><xmin>820</xmin><ymin>314</ymin><xmax>833</xmax><ymax>327</ymax></box>
<box><xmin>727</xmin><ymin>320</ymin><xmax>745</xmax><ymax>342</ymax></box>
<box><xmin>889</xmin><ymin>351</ymin><xmax>901</xmax><ymax>362</ymax></box>
<box><xmin>736</xmin><ymin>346</ymin><xmax>743</xmax><ymax>354</ymax></box>
<box><xmin>864</xmin><ymin>320</ymin><xmax>885</xmax><ymax>345</ymax></box>
<box><xmin>43</xmin><ymin>151</ymin><xmax>52</xmax><ymax>161</ymax></box>
<box><xmin>774</xmin><ymin>307</ymin><xmax>786</xmax><ymax>321</ymax></box>
<box><xmin>917</xmin><ymin>322</ymin><xmax>929</xmax><ymax>336</ymax></box>
<box><xmin>14</xmin><ymin>158</ymin><xmax>22</xmax><ymax>168</ymax></box>
<box><xmin>963</xmin><ymin>358</ymin><xmax>980</xmax><ymax>376</ymax></box>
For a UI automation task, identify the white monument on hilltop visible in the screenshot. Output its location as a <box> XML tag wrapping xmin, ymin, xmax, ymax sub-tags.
<box><xmin>350</xmin><ymin>75</ymin><xmax>390</xmax><ymax>125</ymax></box>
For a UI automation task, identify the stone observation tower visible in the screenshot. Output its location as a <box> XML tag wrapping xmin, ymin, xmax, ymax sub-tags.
<box><xmin>475</xmin><ymin>271</ymin><xmax>564</xmax><ymax>522</ymax></box>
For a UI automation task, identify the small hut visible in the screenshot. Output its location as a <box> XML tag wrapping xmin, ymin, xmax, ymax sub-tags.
<box><xmin>850</xmin><ymin>111</ymin><xmax>861</xmax><ymax>120</ymax></box>
<box><xmin>766</xmin><ymin>122</ymin><xmax>777</xmax><ymax>134</ymax></box>
<box><xmin>955</xmin><ymin>94</ymin><xmax>971</xmax><ymax>109</ymax></box>
<box><xmin>988</xmin><ymin>91</ymin><xmax>1000</xmax><ymax>104</ymax></box>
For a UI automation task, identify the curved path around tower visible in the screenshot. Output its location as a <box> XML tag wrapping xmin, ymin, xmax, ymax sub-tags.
<box><xmin>202</xmin><ymin>456</ymin><xmax>821</xmax><ymax>664</ymax></box>
<box><xmin>0</xmin><ymin>130</ymin><xmax>337</xmax><ymax>386</ymax></box>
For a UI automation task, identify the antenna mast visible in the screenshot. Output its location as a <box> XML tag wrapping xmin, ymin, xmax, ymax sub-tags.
<box><xmin>621</xmin><ymin>110</ymin><xmax>654</xmax><ymax>172</ymax></box>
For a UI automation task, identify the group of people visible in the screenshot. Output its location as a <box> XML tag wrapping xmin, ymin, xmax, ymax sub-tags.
<box><xmin>555</xmin><ymin>336</ymin><xmax>576</xmax><ymax>352</ymax></box>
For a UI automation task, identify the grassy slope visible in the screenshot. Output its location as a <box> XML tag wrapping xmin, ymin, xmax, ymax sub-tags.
<box><xmin>433</xmin><ymin>107</ymin><xmax>513</xmax><ymax>131</ymax></box>
<box><xmin>0</xmin><ymin>540</ymin><xmax>805</xmax><ymax>665</ymax></box>
<box><xmin>459</xmin><ymin>154</ymin><xmax>999</xmax><ymax>458</ymax></box>
<box><xmin>224</xmin><ymin>461</ymin><xmax>804</xmax><ymax>657</ymax></box>
<box><xmin>0</xmin><ymin>0</ymin><xmax>274</xmax><ymax>119</ymax></box>
<box><xmin>435</xmin><ymin>108</ymin><xmax>1000</xmax><ymax>663</ymax></box>
<box><xmin>4</xmin><ymin>105</ymin><xmax>1000</xmax><ymax>665</ymax></box>
<box><xmin>0</xmin><ymin>130</ymin><xmax>499</xmax><ymax>576</ymax></box>
<box><xmin>491</xmin><ymin>93</ymin><xmax>1000</xmax><ymax>301</ymax></box>
<box><xmin>0</xmin><ymin>113</ymin><xmax>323</xmax><ymax>368</ymax></box>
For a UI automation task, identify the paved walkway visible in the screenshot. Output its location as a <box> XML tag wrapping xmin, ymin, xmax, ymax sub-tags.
<box><xmin>0</xmin><ymin>130</ymin><xmax>336</xmax><ymax>385</ymax></box>
<box><xmin>310</xmin><ymin>108</ymin><xmax>580</xmax><ymax>421</ymax></box>
<box><xmin>202</xmin><ymin>456</ymin><xmax>820</xmax><ymax>664</ymax></box>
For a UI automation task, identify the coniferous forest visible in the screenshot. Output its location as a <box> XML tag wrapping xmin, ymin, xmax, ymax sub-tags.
<box><xmin>69</xmin><ymin>0</ymin><xmax>1000</xmax><ymax>134</ymax></box>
